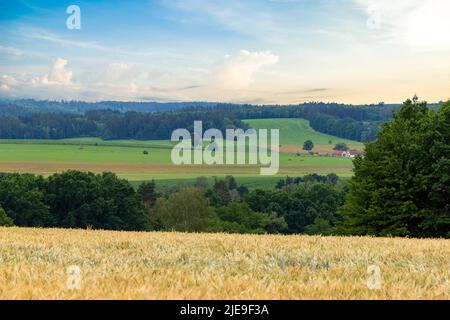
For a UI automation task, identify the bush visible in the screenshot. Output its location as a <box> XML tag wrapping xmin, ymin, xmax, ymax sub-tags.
<box><xmin>334</xmin><ymin>143</ymin><xmax>349</xmax><ymax>151</ymax></box>
<box><xmin>216</xmin><ymin>202</ymin><xmax>268</xmax><ymax>234</ymax></box>
<box><xmin>0</xmin><ymin>206</ymin><xmax>14</xmax><ymax>227</ymax></box>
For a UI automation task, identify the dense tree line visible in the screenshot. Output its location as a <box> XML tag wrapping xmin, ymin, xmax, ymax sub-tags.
<box><xmin>0</xmin><ymin>99</ymin><xmax>221</xmax><ymax>114</ymax></box>
<box><xmin>0</xmin><ymin>99</ymin><xmax>400</xmax><ymax>142</ymax></box>
<box><xmin>0</xmin><ymin>171</ymin><xmax>149</xmax><ymax>230</ymax></box>
<box><xmin>222</xmin><ymin>102</ymin><xmax>396</xmax><ymax>122</ymax></box>
<box><xmin>0</xmin><ymin>109</ymin><xmax>247</xmax><ymax>140</ymax></box>
<box><xmin>2</xmin><ymin>99</ymin><xmax>446</xmax><ymax>142</ymax></box>
<box><xmin>225</xmin><ymin>103</ymin><xmax>391</xmax><ymax>142</ymax></box>
<box><xmin>308</xmin><ymin>113</ymin><xmax>382</xmax><ymax>142</ymax></box>
<box><xmin>0</xmin><ymin>171</ymin><xmax>345</xmax><ymax>235</ymax></box>
<box><xmin>1</xmin><ymin>99</ymin><xmax>400</xmax><ymax>118</ymax></box>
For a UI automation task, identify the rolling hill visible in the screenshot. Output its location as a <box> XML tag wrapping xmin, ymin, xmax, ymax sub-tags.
<box><xmin>244</xmin><ymin>118</ymin><xmax>363</xmax><ymax>146</ymax></box>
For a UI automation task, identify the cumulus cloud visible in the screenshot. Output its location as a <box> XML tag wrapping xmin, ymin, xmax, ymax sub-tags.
<box><xmin>355</xmin><ymin>0</ymin><xmax>450</xmax><ymax>49</ymax></box>
<box><xmin>0</xmin><ymin>75</ymin><xmax>20</xmax><ymax>92</ymax></box>
<box><xmin>0</xmin><ymin>58</ymin><xmax>80</xmax><ymax>99</ymax></box>
<box><xmin>50</xmin><ymin>58</ymin><xmax>73</xmax><ymax>84</ymax></box>
<box><xmin>211</xmin><ymin>50</ymin><xmax>279</xmax><ymax>90</ymax></box>
<box><xmin>31</xmin><ymin>58</ymin><xmax>73</xmax><ymax>86</ymax></box>
<box><xmin>1</xmin><ymin>75</ymin><xmax>18</xmax><ymax>87</ymax></box>
<box><xmin>0</xmin><ymin>50</ymin><xmax>281</xmax><ymax>102</ymax></box>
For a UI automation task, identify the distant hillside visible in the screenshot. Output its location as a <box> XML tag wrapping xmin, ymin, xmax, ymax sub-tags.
<box><xmin>244</xmin><ymin>118</ymin><xmax>362</xmax><ymax>146</ymax></box>
<box><xmin>0</xmin><ymin>98</ymin><xmax>404</xmax><ymax>116</ymax></box>
<box><xmin>0</xmin><ymin>99</ymin><xmax>222</xmax><ymax>115</ymax></box>
<box><xmin>0</xmin><ymin>98</ymin><xmax>444</xmax><ymax>142</ymax></box>
<box><xmin>0</xmin><ymin>99</ymin><xmax>443</xmax><ymax>117</ymax></box>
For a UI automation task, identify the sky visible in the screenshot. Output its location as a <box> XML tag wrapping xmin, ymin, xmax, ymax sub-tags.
<box><xmin>0</xmin><ymin>0</ymin><xmax>449</xmax><ymax>104</ymax></box>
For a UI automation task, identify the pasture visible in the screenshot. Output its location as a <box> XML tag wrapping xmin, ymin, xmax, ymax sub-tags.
<box><xmin>0</xmin><ymin>227</ymin><xmax>448</xmax><ymax>299</ymax></box>
<box><xmin>244</xmin><ymin>118</ymin><xmax>363</xmax><ymax>146</ymax></box>
<box><xmin>0</xmin><ymin>119</ymin><xmax>359</xmax><ymax>183</ymax></box>
<box><xmin>0</xmin><ymin>141</ymin><xmax>354</xmax><ymax>180</ymax></box>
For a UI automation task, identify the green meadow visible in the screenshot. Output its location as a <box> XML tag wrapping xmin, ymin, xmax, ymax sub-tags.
<box><xmin>0</xmin><ymin>142</ymin><xmax>172</xmax><ymax>164</ymax></box>
<box><xmin>244</xmin><ymin>118</ymin><xmax>362</xmax><ymax>145</ymax></box>
<box><xmin>0</xmin><ymin>119</ymin><xmax>357</xmax><ymax>187</ymax></box>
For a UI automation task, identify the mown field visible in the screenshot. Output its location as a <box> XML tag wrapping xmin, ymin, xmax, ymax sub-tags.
<box><xmin>0</xmin><ymin>227</ymin><xmax>448</xmax><ymax>299</ymax></box>
<box><xmin>244</xmin><ymin>118</ymin><xmax>363</xmax><ymax>146</ymax></box>
<box><xmin>0</xmin><ymin>119</ymin><xmax>360</xmax><ymax>185</ymax></box>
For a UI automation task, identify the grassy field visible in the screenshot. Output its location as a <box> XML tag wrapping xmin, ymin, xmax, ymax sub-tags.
<box><xmin>244</xmin><ymin>118</ymin><xmax>363</xmax><ymax>146</ymax></box>
<box><xmin>0</xmin><ymin>119</ymin><xmax>359</xmax><ymax>184</ymax></box>
<box><xmin>0</xmin><ymin>227</ymin><xmax>448</xmax><ymax>299</ymax></box>
<box><xmin>0</xmin><ymin>145</ymin><xmax>354</xmax><ymax>182</ymax></box>
<box><xmin>0</xmin><ymin>137</ymin><xmax>175</xmax><ymax>149</ymax></box>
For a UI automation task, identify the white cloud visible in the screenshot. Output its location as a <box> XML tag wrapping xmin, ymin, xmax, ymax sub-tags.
<box><xmin>0</xmin><ymin>75</ymin><xmax>19</xmax><ymax>92</ymax></box>
<box><xmin>0</xmin><ymin>45</ymin><xmax>24</xmax><ymax>56</ymax></box>
<box><xmin>211</xmin><ymin>50</ymin><xmax>279</xmax><ymax>90</ymax></box>
<box><xmin>355</xmin><ymin>0</ymin><xmax>450</xmax><ymax>49</ymax></box>
<box><xmin>30</xmin><ymin>58</ymin><xmax>73</xmax><ymax>86</ymax></box>
<box><xmin>49</xmin><ymin>58</ymin><xmax>73</xmax><ymax>85</ymax></box>
<box><xmin>1</xmin><ymin>75</ymin><xmax>18</xmax><ymax>86</ymax></box>
<box><xmin>29</xmin><ymin>30</ymin><xmax>105</xmax><ymax>51</ymax></box>
<box><xmin>163</xmin><ymin>0</ymin><xmax>305</xmax><ymax>44</ymax></box>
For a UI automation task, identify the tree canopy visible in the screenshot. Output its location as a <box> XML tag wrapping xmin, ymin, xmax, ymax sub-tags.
<box><xmin>339</xmin><ymin>99</ymin><xmax>450</xmax><ymax>237</ymax></box>
<box><xmin>303</xmin><ymin>140</ymin><xmax>314</xmax><ymax>151</ymax></box>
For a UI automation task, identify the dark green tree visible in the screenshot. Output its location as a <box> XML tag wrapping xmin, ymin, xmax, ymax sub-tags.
<box><xmin>0</xmin><ymin>173</ymin><xmax>52</xmax><ymax>227</ymax></box>
<box><xmin>339</xmin><ymin>99</ymin><xmax>450</xmax><ymax>238</ymax></box>
<box><xmin>303</xmin><ymin>140</ymin><xmax>314</xmax><ymax>151</ymax></box>
<box><xmin>334</xmin><ymin>143</ymin><xmax>349</xmax><ymax>151</ymax></box>
<box><xmin>207</xmin><ymin>179</ymin><xmax>232</xmax><ymax>206</ymax></box>
<box><xmin>225</xmin><ymin>175</ymin><xmax>238</xmax><ymax>190</ymax></box>
<box><xmin>44</xmin><ymin>171</ymin><xmax>150</xmax><ymax>231</ymax></box>
<box><xmin>138</xmin><ymin>180</ymin><xmax>158</xmax><ymax>208</ymax></box>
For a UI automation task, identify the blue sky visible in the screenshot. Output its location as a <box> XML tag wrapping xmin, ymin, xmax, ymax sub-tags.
<box><xmin>1</xmin><ymin>0</ymin><xmax>449</xmax><ymax>103</ymax></box>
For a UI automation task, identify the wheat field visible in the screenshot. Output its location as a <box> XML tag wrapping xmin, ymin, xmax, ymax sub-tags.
<box><xmin>0</xmin><ymin>227</ymin><xmax>448</xmax><ymax>300</ymax></box>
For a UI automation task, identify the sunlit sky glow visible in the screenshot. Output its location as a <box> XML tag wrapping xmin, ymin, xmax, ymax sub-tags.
<box><xmin>1</xmin><ymin>0</ymin><xmax>449</xmax><ymax>104</ymax></box>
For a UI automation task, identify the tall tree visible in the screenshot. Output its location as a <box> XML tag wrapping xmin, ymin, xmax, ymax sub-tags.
<box><xmin>138</xmin><ymin>181</ymin><xmax>158</xmax><ymax>208</ymax></box>
<box><xmin>339</xmin><ymin>99</ymin><xmax>450</xmax><ymax>237</ymax></box>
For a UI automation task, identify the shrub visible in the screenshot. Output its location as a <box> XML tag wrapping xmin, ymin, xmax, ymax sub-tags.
<box><xmin>0</xmin><ymin>206</ymin><xmax>14</xmax><ymax>227</ymax></box>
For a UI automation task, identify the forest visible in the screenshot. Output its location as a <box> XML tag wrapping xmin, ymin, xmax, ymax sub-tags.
<box><xmin>0</xmin><ymin>171</ymin><xmax>346</xmax><ymax>235</ymax></box>
<box><xmin>0</xmin><ymin>99</ymin><xmax>418</xmax><ymax>142</ymax></box>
